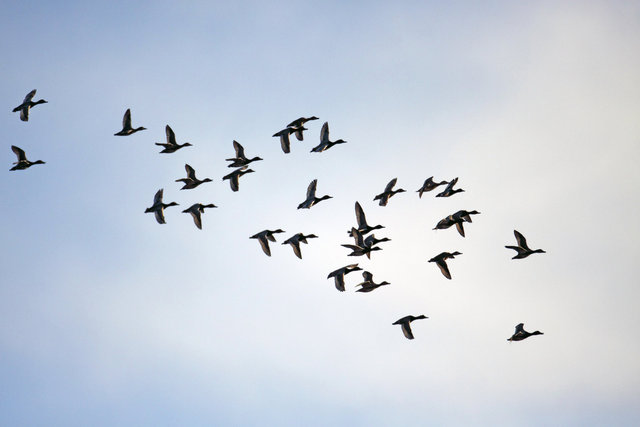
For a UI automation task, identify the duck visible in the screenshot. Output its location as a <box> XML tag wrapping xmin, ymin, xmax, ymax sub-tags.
<box><xmin>13</xmin><ymin>89</ymin><xmax>47</xmax><ymax>121</ymax></box>
<box><xmin>428</xmin><ymin>251</ymin><xmax>462</xmax><ymax>280</ymax></box>
<box><xmin>433</xmin><ymin>210</ymin><xmax>478</xmax><ymax>237</ymax></box>
<box><xmin>348</xmin><ymin>201</ymin><xmax>385</xmax><ymax>235</ymax></box>
<box><xmin>342</xmin><ymin>228</ymin><xmax>383</xmax><ymax>259</ymax></box>
<box><xmin>310</xmin><ymin>122</ymin><xmax>347</xmax><ymax>153</ymax></box>
<box><xmin>223</xmin><ymin>166</ymin><xmax>254</xmax><ymax>192</ymax></box>
<box><xmin>393</xmin><ymin>315</ymin><xmax>428</xmax><ymax>340</ymax></box>
<box><xmin>435</xmin><ymin>177</ymin><xmax>464</xmax><ymax>198</ymax></box>
<box><xmin>327</xmin><ymin>264</ymin><xmax>362</xmax><ymax>292</ymax></box>
<box><xmin>9</xmin><ymin>146</ymin><xmax>45</xmax><ymax>171</ymax></box>
<box><xmin>282</xmin><ymin>233</ymin><xmax>318</xmax><ymax>259</ymax></box>
<box><xmin>452</xmin><ymin>209</ymin><xmax>480</xmax><ymax>223</ymax></box>
<box><xmin>364</xmin><ymin>234</ymin><xmax>391</xmax><ymax>247</ymax></box>
<box><xmin>250</xmin><ymin>229</ymin><xmax>285</xmax><ymax>256</ymax></box>
<box><xmin>506</xmin><ymin>230</ymin><xmax>546</xmax><ymax>259</ymax></box>
<box><xmin>144</xmin><ymin>189</ymin><xmax>179</xmax><ymax>224</ymax></box>
<box><xmin>182</xmin><ymin>203</ymin><xmax>217</xmax><ymax>229</ymax></box>
<box><xmin>507</xmin><ymin>323</ymin><xmax>543</xmax><ymax>341</ymax></box>
<box><xmin>176</xmin><ymin>164</ymin><xmax>212</xmax><ymax>190</ymax></box>
<box><xmin>226</xmin><ymin>140</ymin><xmax>263</xmax><ymax>168</ymax></box>
<box><xmin>287</xmin><ymin>116</ymin><xmax>319</xmax><ymax>130</ymax></box>
<box><xmin>374</xmin><ymin>178</ymin><xmax>406</xmax><ymax>206</ymax></box>
<box><xmin>273</xmin><ymin>127</ymin><xmax>301</xmax><ymax>153</ymax></box>
<box><xmin>297</xmin><ymin>179</ymin><xmax>332</xmax><ymax>209</ymax></box>
<box><xmin>417</xmin><ymin>177</ymin><xmax>448</xmax><ymax>198</ymax></box>
<box><xmin>355</xmin><ymin>271</ymin><xmax>390</xmax><ymax>293</ymax></box>
<box><xmin>155</xmin><ymin>125</ymin><xmax>192</xmax><ymax>153</ymax></box>
<box><xmin>114</xmin><ymin>108</ymin><xmax>146</xmax><ymax>136</ymax></box>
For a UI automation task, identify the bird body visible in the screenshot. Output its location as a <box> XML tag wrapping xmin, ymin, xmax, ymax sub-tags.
<box><xmin>506</xmin><ymin>230</ymin><xmax>546</xmax><ymax>259</ymax></box>
<box><xmin>435</xmin><ymin>177</ymin><xmax>464</xmax><ymax>198</ymax></box>
<box><xmin>176</xmin><ymin>164</ymin><xmax>212</xmax><ymax>190</ymax></box>
<box><xmin>507</xmin><ymin>323</ymin><xmax>543</xmax><ymax>341</ymax></box>
<box><xmin>282</xmin><ymin>233</ymin><xmax>318</xmax><ymax>259</ymax></box>
<box><xmin>393</xmin><ymin>315</ymin><xmax>428</xmax><ymax>339</ymax></box>
<box><xmin>145</xmin><ymin>189</ymin><xmax>179</xmax><ymax>224</ymax></box>
<box><xmin>310</xmin><ymin>122</ymin><xmax>346</xmax><ymax>153</ymax></box>
<box><xmin>114</xmin><ymin>108</ymin><xmax>146</xmax><ymax>136</ymax></box>
<box><xmin>428</xmin><ymin>251</ymin><xmax>462</xmax><ymax>280</ymax></box>
<box><xmin>182</xmin><ymin>203</ymin><xmax>217</xmax><ymax>229</ymax></box>
<box><xmin>250</xmin><ymin>229</ymin><xmax>285</xmax><ymax>256</ymax></box>
<box><xmin>273</xmin><ymin>128</ymin><xmax>300</xmax><ymax>153</ymax></box>
<box><xmin>155</xmin><ymin>125</ymin><xmax>192</xmax><ymax>153</ymax></box>
<box><xmin>327</xmin><ymin>264</ymin><xmax>362</xmax><ymax>292</ymax></box>
<box><xmin>297</xmin><ymin>179</ymin><xmax>332</xmax><ymax>209</ymax></box>
<box><xmin>223</xmin><ymin>166</ymin><xmax>254</xmax><ymax>192</ymax></box>
<box><xmin>9</xmin><ymin>146</ymin><xmax>45</xmax><ymax>171</ymax></box>
<box><xmin>226</xmin><ymin>140</ymin><xmax>262</xmax><ymax>167</ymax></box>
<box><xmin>13</xmin><ymin>89</ymin><xmax>47</xmax><ymax>121</ymax></box>
<box><xmin>374</xmin><ymin>178</ymin><xmax>406</xmax><ymax>206</ymax></box>
<box><xmin>355</xmin><ymin>271</ymin><xmax>390</xmax><ymax>292</ymax></box>
<box><xmin>417</xmin><ymin>177</ymin><xmax>448</xmax><ymax>198</ymax></box>
<box><xmin>348</xmin><ymin>201</ymin><xmax>384</xmax><ymax>235</ymax></box>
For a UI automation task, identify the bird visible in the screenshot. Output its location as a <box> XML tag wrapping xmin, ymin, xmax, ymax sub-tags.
<box><xmin>250</xmin><ymin>229</ymin><xmax>285</xmax><ymax>256</ymax></box>
<box><xmin>507</xmin><ymin>323</ymin><xmax>543</xmax><ymax>341</ymax></box>
<box><xmin>373</xmin><ymin>178</ymin><xmax>406</xmax><ymax>206</ymax></box>
<box><xmin>310</xmin><ymin>122</ymin><xmax>347</xmax><ymax>153</ymax></box>
<box><xmin>176</xmin><ymin>164</ymin><xmax>212</xmax><ymax>190</ymax></box>
<box><xmin>223</xmin><ymin>166</ymin><xmax>254</xmax><ymax>192</ymax></box>
<box><xmin>355</xmin><ymin>271</ymin><xmax>390</xmax><ymax>293</ymax></box>
<box><xmin>364</xmin><ymin>234</ymin><xmax>391</xmax><ymax>248</ymax></box>
<box><xmin>114</xmin><ymin>108</ymin><xmax>146</xmax><ymax>136</ymax></box>
<box><xmin>393</xmin><ymin>315</ymin><xmax>428</xmax><ymax>340</ymax></box>
<box><xmin>348</xmin><ymin>201</ymin><xmax>384</xmax><ymax>235</ymax></box>
<box><xmin>155</xmin><ymin>125</ymin><xmax>192</xmax><ymax>153</ymax></box>
<box><xmin>417</xmin><ymin>177</ymin><xmax>448</xmax><ymax>198</ymax></box>
<box><xmin>327</xmin><ymin>264</ymin><xmax>362</xmax><ymax>292</ymax></box>
<box><xmin>9</xmin><ymin>146</ymin><xmax>45</xmax><ymax>171</ymax></box>
<box><xmin>428</xmin><ymin>251</ymin><xmax>462</xmax><ymax>280</ymax></box>
<box><xmin>506</xmin><ymin>230</ymin><xmax>546</xmax><ymax>259</ymax></box>
<box><xmin>144</xmin><ymin>189</ymin><xmax>179</xmax><ymax>224</ymax></box>
<box><xmin>281</xmin><ymin>233</ymin><xmax>318</xmax><ymax>259</ymax></box>
<box><xmin>435</xmin><ymin>177</ymin><xmax>464</xmax><ymax>198</ymax></box>
<box><xmin>342</xmin><ymin>228</ymin><xmax>383</xmax><ymax>259</ymax></box>
<box><xmin>273</xmin><ymin>127</ymin><xmax>301</xmax><ymax>153</ymax></box>
<box><xmin>182</xmin><ymin>203</ymin><xmax>217</xmax><ymax>229</ymax></box>
<box><xmin>226</xmin><ymin>140</ymin><xmax>263</xmax><ymax>168</ymax></box>
<box><xmin>12</xmin><ymin>89</ymin><xmax>47</xmax><ymax>121</ymax></box>
<box><xmin>451</xmin><ymin>209</ymin><xmax>480</xmax><ymax>223</ymax></box>
<box><xmin>433</xmin><ymin>210</ymin><xmax>479</xmax><ymax>237</ymax></box>
<box><xmin>287</xmin><ymin>116</ymin><xmax>319</xmax><ymax>130</ymax></box>
<box><xmin>297</xmin><ymin>179</ymin><xmax>332</xmax><ymax>209</ymax></box>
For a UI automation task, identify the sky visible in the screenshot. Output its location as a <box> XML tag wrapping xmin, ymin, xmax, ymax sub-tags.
<box><xmin>1</xmin><ymin>1</ymin><xmax>639</xmax><ymax>425</ymax></box>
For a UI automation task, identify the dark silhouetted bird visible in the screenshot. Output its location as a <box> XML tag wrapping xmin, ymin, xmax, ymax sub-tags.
<box><xmin>297</xmin><ymin>179</ymin><xmax>332</xmax><ymax>209</ymax></box>
<box><xmin>428</xmin><ymin>251</ymin><xmax>462</xmax><ymax>280</ymax></box>
<box><xmin>13</xmin><ymin>89</ymin><xmax>47</xmax><ymax>121</ymax></box>
<box><xmin>145</xmin><ymin>189</ymin><xmax>178</xmax><ymax>224</ymax></box>
<box><xmin>114</xmin><ymin>108</ymin><xmax>146</xmax><ymax>136</ymax></box>
<box><xmin>182</xmin><ymin>203</ymin><xmax>217</xmax><ymax>229</ymax></box>
<box><xmin>155</xmin><ymin>125</ymin><xmax>192</xmax><ymax>153</ymax></box>
<box><xmin>327</xmin><ymin>264</ymin><xmax>362</xmax><ymax>292</ymax></box>
<box><xmin>9</xmin><ymin>146</ymin><xmax>45</xmax><ymax>171</ymax></box>
<box><xmin>506</xmin><ymin>230</ymin><xmax>546</xmax><ymax>259</ymax></box>
<box><xmin>250</xmin><ymin>229</ymin><xmax>285</xmax><ymax>256</ymax></box>
<box><xmin>176</xmin><ymin>164</ymin><xmax>212</xmax><ymax>190</ymax></box>
<box><xmin>393</xmin><ymin>315</ymin><xmax>428</xmax><ymax>340</ymax></box>
<box><xmin>507</xmin><ymin>323</ymin><xmax>543</xmax><ymax>341</ymax></box>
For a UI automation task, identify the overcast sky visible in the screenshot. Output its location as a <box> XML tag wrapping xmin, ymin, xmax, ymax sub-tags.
<box><xmin>1</xmin><ymin>1</ymin><xmax>639</xmax><ymax>425</ymax></box>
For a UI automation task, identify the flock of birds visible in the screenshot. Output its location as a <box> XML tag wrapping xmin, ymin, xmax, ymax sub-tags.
<box><xmin>9</xmin><ymin>89</ymin><xmax>547</xmax><ymax>342</ymax></box>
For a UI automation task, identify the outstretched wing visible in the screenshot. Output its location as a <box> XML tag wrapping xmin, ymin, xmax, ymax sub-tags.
<box><xmin>154</xmin><ymin>209</ymin><xmax>166</xmax><ymax>224</ymax></box>
<box><xmin>233</xmin><ymin>140</ymin><xmax>245</xmax><ymax>158</ymax></box>
<box><xmin>362</xmin><ymin>271</ymin><xmax>373</xmax><ymax>282</ymax></box>
<box><xmin>11</xmin><ymin>145</ymin><xmax>27</xmax><ymax>162</ymax></box>
<box><xmin>514</xmin><ymin>230</ymin><xmax>529</xmax><ymax>249</ymax></box>
<box><xmin>153</xmin><ymin>189</ymin><xmax>164</xmax><ymax>205</ymax></box>
<box><xmin>189</xmin><ymin>209</ymin><xmax>203</xmax><ymax>229</ymax></box>
<box><xmin>165</xmin><ymin>125</ymin><xmax>176</xmax><ymax>145</ymax></box>
<box><xmin>355</xmin><ymin>202</ymin><xmax>367</xmax><ymax>228</ymax></box>
<box><xmin>455</xmin><ymin>222</ymin><xmax>466</xmax><ymax>237</ymax></box>
<box><xmin>435</xmin><ymin>259</ymin><xmax>452</xmax><ymax>280</ymax></box>
<box><xmin>258</xmin><ymin>235</ymin><xmax>271</xmax><ymax>256</ymax></box>
<box><xmin>514</xmin><ymin>323</ymin><xmax>524</xmax><ymax>334</ymax></box>
<box><xmin>384</xmin><ymin>178</ymin><xmax>398</xmax><ymax>193</ymax></box>
<box><xmin>23</xmin><ymin>89</ymin><xmax>36</xmax><ymax>104</ymax></box>
<box><xmin>306</xmin><ymin>179</ymin><xmax>318</xmax><ymax>199</ymax></box>
<box><xmin>401</xmin><ymin>322</ymin><xmax>415</xmax><ymax>340</ymax></box>
<box><xmin>185</xmin><ymin>164</ymin><xmax>197</xmax><ymax>180</ymax></box>
<box><xmin>122</xmin><ymin>109</ymin><xmax>132</xmax><ymax>128</ymax></box>
<box><xmin>320</xmin><ymin>122</ymin><xmax>329</xmax><ymax>143</ymax></box>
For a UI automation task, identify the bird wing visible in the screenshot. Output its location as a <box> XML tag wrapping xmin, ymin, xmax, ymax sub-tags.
<box><xmin>455</xmin><ymin>221</ymin><xmax>466</xmax><ymax>237</ymax></box>
<box><xmin>11</xmin><ymin>145</ymin><xmax>26</xmax><ymax>162</ymax></box>
<box><xmin>258</xmin><ymin>235</ymin><xmax>271</xmax><ymax>256</ymax></box>
<box><xmin>401</xmin><ymin>322</ymin><xmax>415</xmax><ymax>340</ymax></box>
<box><xmin>514</xmin><ymin>323</ymin><xmax>524</xmax><ymax>334</ymax></box>
<box><xmin>185</xmin><ymin>164</ymin><xmax>197</xmax><ymax>180</ymax></box>
<box><xmin>290</xmin><ymin>241</ymin><xmax>302</xmax><ymax>259</ymax></box>
<box><xmin>320</xmin><ymin>122</ymin><xmax>329</xmax><ymax>143</ymax></box>
<box><xmin>229</xmin><ymin>174</ymin><xmax>239</xmax><ymax>192</ymax></box>
<box><xmin>294</xmin><ymin>128</ymin><xmax>304</xmax><ymax>141</ymax></box>
<box><xmin>20</xmin><ymin>107</ymin><xmax>30</xmax><ymax>121</ymax></box>
<box><xmin>189</xmin><ymin>209</ymin><xmax>202</xmax><ymax>229</ymax></box>
<box><xmin>153</xmin><ymin>189</ymin><xmax>164</xmax><ymax>205</ymax></box>
<box><xmin>122</xmin><ymin>109</ymin><xmax>132</xmax><ymax>128</ymax></box>
<box><xmin>287</xmin><ymin>117</ymin><xmax>303</xmax><ymax>128</ymax></box>
<box><xmin>165</xmin><ymin>125</ymin><xmax>176</xmax><ymax>145</ymax></box>
<box><xmin>354</xmin><ymin>202</ymin><xmax>368</xmax><ymax>228</ymax></box>
<box><xmin>362</xmin><ymin>271</ymin><xmax>373</xmax><ymax>282</ymax></box>
<box><xmin>154</xmin><ymin>209</ymin><xmax>166</xmax><ymax>224</ymax></box>
<box><xmin>435</xmin><ymin>259</ymin><xmax>452</xmax><ymax>279</ymax></box>
<box><xmin>233</xmin><ymin>140</ymin><xmax>245</xmax><ymax>158</ymax></box>
<box><xmin>23</xmin><ymin>89</ymin><xmax>36</xmax><ymax>103</ymax></box>
<box><xmin>384</xmin><ymin>178</ymin><xmax>398</xmax><ymax>193</ymax></box>
<box><xmin>306</xmin><ymin>179</ymin><xmax>318</xmax><ymax>199</ymax></box>
<box><xmin>514</xmin><ymin>230</ymin><xmax>529</xmax><ymax>249</ymax></box>
<box><xmin>334</xmin><ymin>274</ymin><xmax>346</xmax><ymax>292</ymax></box>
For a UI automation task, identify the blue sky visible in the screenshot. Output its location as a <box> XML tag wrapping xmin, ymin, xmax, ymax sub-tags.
<box><xmin>2</xmin><ymin>1</ymin><xmax>640</xmax><ymax>425</ymax></box>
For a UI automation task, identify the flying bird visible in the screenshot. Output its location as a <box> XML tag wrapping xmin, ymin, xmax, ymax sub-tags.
<box><xmin>348</xmin><ymin>201</ymin><xmax>384</xmax><ymax>235</ymax></box>
<box><xmin>12</xmin><ymin>89</ymin><xmax>47</xmax><ymax>121</ymax></box>
<box><xmin>176</xmin><ymin>164</ymin><xmax>212</xmax><ymax>190</ymax></box>
<box><xmin>281</xmin><ymin>233</ymin><xmax>318</xmax><ymax>259</ymax></box>
<box><xmin>226</xmin><ymin>140</ymin><xmax>263</xmax><ymax>168</ymax></box>
<box><xmin>287</xmin><ymin>116</ymin><xmax>319</xmax><ymax>140</ymax></box>
<box><xmin>273</xmin><ymin>127</ymin><xmax>301</xmax><ymax>153</ymax></box>
<box><xmin>506</xmin><ymin>230</ymin><xmax>546</xmax><ymax>259</ymax></box>
<box><xmin>310</xmin><ymin>122</ymin><xmax>347</xmax><ymax>153</ymax></box>
<box><xmin>355</xmin><ymin>271</ymin><xmax>390</xmax><ymax>293</ymax></box>
<box><xmin>428</xmin><ymin>251</ymin><xmax>462</xmax><ymax>280</ymax></box>
<box><xmin>114</xmin><ymin>108</ymin><xmax>146</xmax><ymax>136</ymax></box>
<box><xmin>342</xmin><ymin>228</ymin><xmax>383</xmax><ymax>259</ymax></box>
<box><xmin>182</xmin><ymin>203</ymin><xmax>217</xmax><ymax>229</ymax></box>
<box><xmin>507</xmin><ymin>323</ymin><xmax>543</xmax><ymax>341</ymax></box>
<box><xmin>223</xmin><ymin>166</ymin><xmax>254</xmax><ymax>192</ymax></box>
<box><xmin>373</xmin><ymin>178</ymin><xmax>406</xmax><ymax>206</ymax></box>
<box><xmin>250</xmin><ymin>229</ymin><xmax>285</xmax><ymax>256</ymax></box>
<box><xmin>327</xmin><ymin>264</ymin><xmax>362</xmax><ymax>292</ymax></box>
<box><xmin>9</xmin><ymin>146</ymin><xmax>45</xmax><ymax>171</ymax></box>
<box><xmin>297</xmin><ymin>179</ymin><xmax>332</xmax><ymax>209</ymax></box>
<box><xmin>155</xmin><ymin>125</ymin><xmax>192</xmax><ymax>153</ymax></box>
<box><xmin>393</xmin><ymin>315</ymin><xmax>428</xmax><ymax>340</ymax></box>
<box><xmin>435</xmin><ymin>177</ymin><xmax>464</xmax><ymax>198</ymax></box>
<box><xmin>417</xmin><ymin>177</ymin><xmax>448</xmax><ymax>198</ymax></box>
<box><xmin>144</xmin><ymin>189</ymin><xmax>178</xmax><ymax>224</ymax></box>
